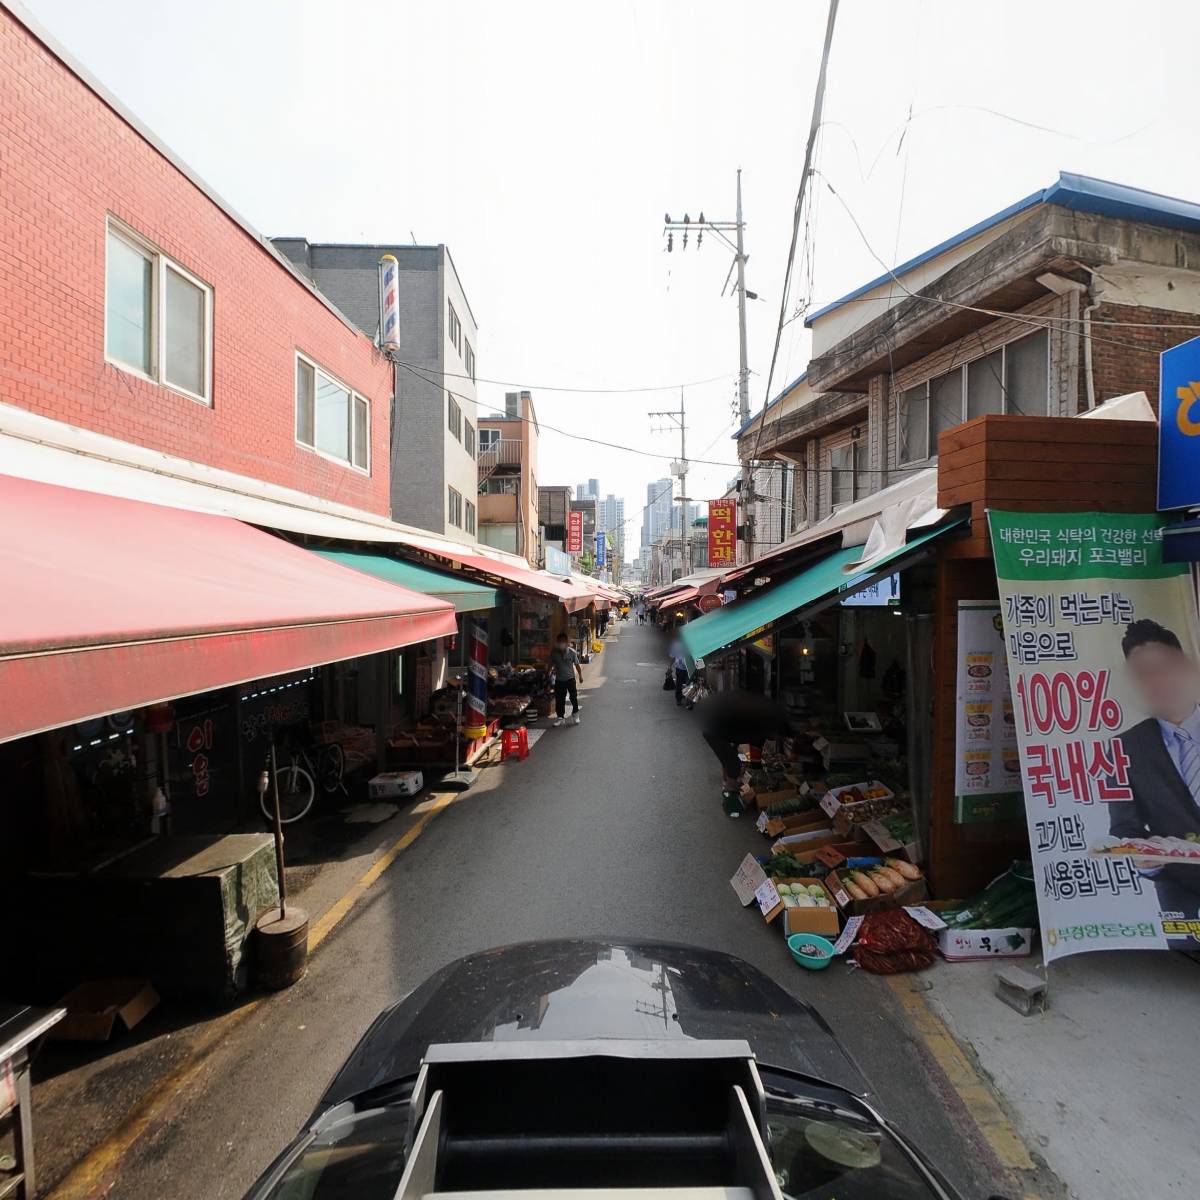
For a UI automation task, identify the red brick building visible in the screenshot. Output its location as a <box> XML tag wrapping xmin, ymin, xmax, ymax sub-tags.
<box><xmin>0</xmin><ymin>2</ymin><xmax>393</xmax><ymax>514</ymax></box>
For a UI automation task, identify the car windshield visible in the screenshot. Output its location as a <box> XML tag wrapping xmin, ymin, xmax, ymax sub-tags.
<box><xmin>257</xmin><ymin>1081</ymin><xmax>941</xmax><ymax>1200</ymax></box>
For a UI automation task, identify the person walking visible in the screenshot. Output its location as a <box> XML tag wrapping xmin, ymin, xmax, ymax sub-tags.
<box><xmin>668</xmin><ymin>637</ymin><xmax>692</xmax><ymax>709</ymax></box>
<box><xmin>547</xmin><ymin>632</ymin><xmax>583</xmax><ymax>726</ymax></box>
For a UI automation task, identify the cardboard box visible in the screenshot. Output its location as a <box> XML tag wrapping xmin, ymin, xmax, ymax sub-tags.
<box><xmin>770</xmin><ymin>826</ymin><xmax>836</xmax><ymax>856</ymax></box>
<box><xmin>51</xmin><ymin>979</ymin><xmax>160</xmax><ymax>1042</ymax></box>
<box><xmin>368</xmin><ymin>770</ymin><xmax>423</xmax><ymax>799</ymax></box>
<box><xmin>764</xmin><ymin>877</ymin><xmax>840</xmax><ymax>936</ymax></box>
<box><xmin>754</xmin><ymin>787</ymin><xmax>799</xmax><ymax>812</ymax></box>
<box><xmin>825</xmin><ymin>869</ymin><xmax>928</xmax><ymax>916</ymax></box>
<box><xmin>938</xmin><ymin>926</ymin><xmax>1034</xmax><ymax>961</ymax></box>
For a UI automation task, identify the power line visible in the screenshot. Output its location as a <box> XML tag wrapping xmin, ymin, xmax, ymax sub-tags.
<box><xmin>754</xmin><ymin>0</ymin><xmax>840</xmax><ymax>484</ymax></box>
<box><xmin>391</xmin><ymin>359</ymin><xmax>738</xmax><ymax>395</ymax></box>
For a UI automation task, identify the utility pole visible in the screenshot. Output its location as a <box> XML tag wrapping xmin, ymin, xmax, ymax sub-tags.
<box><xmin>664</xmin><ymin>173</ymin><xmax>751</xmax><ymax>564</ymax></box>
<box><xmin>649</xmin><ymin>389</ymin><xmax>689</xmax><ymax>580</ymax></box>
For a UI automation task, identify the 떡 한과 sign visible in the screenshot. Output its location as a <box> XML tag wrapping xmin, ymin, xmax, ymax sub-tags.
<box><xmin>708</xmin><ymin>499</ymin><xmax>736</xmax><ymax>567</ymax></box>
<box><xmin>989</xmin><ymin>510</ymin><xmax>1200</xmax><ymax>960</ymax></box>
<box><xmin>566</xmin><ymin>510</ymin><xmax>583</xmax><ymax>554</ymax></box>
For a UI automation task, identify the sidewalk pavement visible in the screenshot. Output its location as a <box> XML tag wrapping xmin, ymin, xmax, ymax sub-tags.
<box><xmin>918</xmin><ymin>949</ymin><xmax>1199</xmax><ymax>1200</ymax></box>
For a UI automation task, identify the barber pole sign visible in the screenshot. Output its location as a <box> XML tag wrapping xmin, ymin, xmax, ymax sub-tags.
<box><xmin>708</xmin><ymin>500</ymin><xmax>736</xmax><ymax>567</ymax></box>
<box><xmin>379</xmin><ymin>254</ymin><xmax>400</xmax><ymax>352</ymax></box>
<box><xmin>466</xmin><ymin>618</ymin><xmax>488</xmax><ymax>726</ymax></box>
<box><xmin>567</xmin><ymin>510</ymin><xmax>584</xmax><ymax>554</ymax></box>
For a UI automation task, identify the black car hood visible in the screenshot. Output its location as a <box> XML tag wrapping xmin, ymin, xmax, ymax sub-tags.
<box><xmin>321</xmin><ymin>938</ymin><xmax>867</xmax><ymax>1107</ymax></box>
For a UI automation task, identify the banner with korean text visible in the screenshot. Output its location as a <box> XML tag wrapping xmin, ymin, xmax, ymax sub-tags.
<box><xmin>708</xmin><ymin>500</ymin><xmax>736</xmax><ymax>568</ymax></box>
<box><xmin>567</xmin><ymin>510</ymin><xmax>583</xmax><ymax>554</ymax></box>
<box><xmin>989</xmin><ymin>511</ymin><xmax>1200</xmax><ymax>960</ymax></box>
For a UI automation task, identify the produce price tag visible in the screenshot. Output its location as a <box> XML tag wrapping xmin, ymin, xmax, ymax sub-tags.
<box><xmin>754</xmin><ymin>877</ymin><xmax>781</xmax><ymax>919</ymax></box>
<box><xmin>832</xmin><ymin>915</ymin><xmax>864</xmax><ymax>956</ymax></box>
<box><xmin>755</xmin><ymin>811</ymin><xmax>769</xmax><ymax>833</ymax></box>
<box><xmin>730</xmin><ymin>853</ymin><xmax>768</xmax><ymax>906</ymax></box>
<box><xmin>833</xmin><ymin>887</ymin><xmax>851</xmax><ymax>908</ymax></box>
<box><xmin>903</xmin><ymin>905</ymin><xmax>948</xmax><ymax>931</ymax></box>
<box><xmin>861</xmin><ymin>819</ymin><xmax>902</xmax><ymax>853</ymax></box>
<box><xmin>820</xmin><ymin>793</ymin><xmax>841</xmax><ymax>818</ymax></box>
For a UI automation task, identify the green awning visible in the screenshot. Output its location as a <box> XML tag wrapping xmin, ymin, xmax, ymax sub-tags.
<box><xmin>680</xmin><ymin>521</ymin><xmax>962</xmax><ymax>665</ymax></box>
<box><xmin>312</xmin><ymin>550</ymin><xmax>499</xmax><ymax>614</ymax></box>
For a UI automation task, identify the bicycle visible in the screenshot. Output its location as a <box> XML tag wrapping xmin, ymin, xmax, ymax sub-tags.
<box><xmin>259</xmin><ymin>733</ymin><xmax>347</xmax><ymax>824</ymax></box>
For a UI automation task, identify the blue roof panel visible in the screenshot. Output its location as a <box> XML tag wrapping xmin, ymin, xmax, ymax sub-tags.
<box><xmin>804</xmin><ymin>172</ymin><xmax>1200</xmax><ymax>329</ymax></box>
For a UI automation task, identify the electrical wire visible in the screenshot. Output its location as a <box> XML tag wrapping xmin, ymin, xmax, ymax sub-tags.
<box><xmin>391</xmin><ymin>359</ymin><xmax>738</xmax><ymax>395</ymax></box>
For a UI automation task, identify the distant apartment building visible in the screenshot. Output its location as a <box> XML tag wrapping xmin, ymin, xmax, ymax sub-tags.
<box><xmin>575</xmin><ymin>479</ymin><xmax>599</xmax><ymax>500</ymax></box>
<box><xmin>271</xmin><ymin>240</ymin><xmax>479</xmax><ymax>541</ymax></box>
<box><xmin>478</xmin><ymin>391</ymin><xmax>540</xmax><ymax>563</ymax></box>
<box><xmin>596</xmin><ymin>494</ymin><xmax>626</xmax><ymax>563</ymax></box>
<box><xmin>641</xmin><ymin>477</ymin><xmax>673</xmax><ymax>562</ymax></box>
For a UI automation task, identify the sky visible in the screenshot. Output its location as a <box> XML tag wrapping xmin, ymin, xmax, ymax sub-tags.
<box><xmin>22</xmin><ymin>0</ymin><xmax>1200</xmax><ymax>559</ymax></box>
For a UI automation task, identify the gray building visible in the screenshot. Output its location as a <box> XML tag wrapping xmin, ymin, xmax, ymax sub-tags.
<box><xmin>641</xmin><ymin>477</ymin><xmax>672</xmax><ymax>562</ymax></box>
<box><xmin>596</xmin><ymin>493</ymin><xmax>626</xmax><ymax>563</ymax></box>
<box><xmin>271</xmin><ymin>240</ymin><xmax>479</xmax><ymax>540</ymax></box>
<box><xmin>575</xmin><ymin>479</ymin><xmax>599</xmax><ymax>501</ymax></box>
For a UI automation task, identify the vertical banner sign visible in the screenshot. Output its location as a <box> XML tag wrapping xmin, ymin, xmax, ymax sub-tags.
<box><xmin>466</xmin><ymin>618</ymin><xmax>488</xmax><ymax>727</ymax></box>
<box><xmin>708</xmin><ymin>500</ymin><xmax>736</xmax><ymax>567</ymax></box>
<box><xmin>567</xmin><ymin>510</ymin><xmax>583</xmax><ymax>554</ymax></box>
<box><xmin>989</xmin><ymin>510</ymin><xmax>1200</xmax><ymax>961</ymax></box>
<box><xmin>595</xmin><ymin>530</ymin><xmax>606</xmax><ymax>567</ymax></box>
<box><xmin>1157</xmin><ymin>334</ymin><xmax>1200</xmax><ymax>511</ymax></box>
<box><xmin>953</xmin><ymin>601</ymin><xmax>1023</xmax><ymax>823</ymax></box>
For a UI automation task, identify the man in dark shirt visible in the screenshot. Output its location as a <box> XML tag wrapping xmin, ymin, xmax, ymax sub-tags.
<box><xmin>547</xmin><ymin>633</ymin><xmax>584</xmax><ymax>727</ymax></box>
<box><xmin>700</xmin><ymin>690</ymin><xmax>795</xmax><ymax>789</ymax></box>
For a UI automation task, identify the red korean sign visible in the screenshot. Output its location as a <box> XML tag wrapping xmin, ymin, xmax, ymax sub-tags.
<box><xmin>567</xmin><ymin>510</ymin><xmax>583</xmax><ymax>554</ymax></box>
<box><xmin>707</xmin><ymin>500</ymin><xmax>736</xmax><ymax>567</ymax></box>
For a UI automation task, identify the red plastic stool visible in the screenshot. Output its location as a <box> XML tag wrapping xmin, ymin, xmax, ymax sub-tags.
<box><xmin>500</xmin><ymin>726</ymin><xmax>529</xmax><ymax>762</ymax></box>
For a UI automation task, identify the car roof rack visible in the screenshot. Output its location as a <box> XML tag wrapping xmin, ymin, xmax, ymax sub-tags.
<box><xmin>390</xmin><ymin>1039</ymin><xmax>783</xmax><ymax>1200</ymax></box>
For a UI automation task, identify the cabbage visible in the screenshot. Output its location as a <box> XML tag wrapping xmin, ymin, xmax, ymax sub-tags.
<box><xmin>776</xmin><ymin>883</ymin><xmax>792</xmax><ymax>896</ymax></box>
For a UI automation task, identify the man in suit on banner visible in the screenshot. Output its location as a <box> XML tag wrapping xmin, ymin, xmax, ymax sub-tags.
<box><xmin>1114</xmin><ymin>619</ymin><xmax>1200</xmax><ymax>917</ymax></box>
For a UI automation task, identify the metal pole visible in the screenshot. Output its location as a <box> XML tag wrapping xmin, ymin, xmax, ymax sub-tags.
<box><xmin>735</xmin><ymin>169</ymin><xmax>750</xmax><ymax>428</ymax></box>
<box><xmin>269</xmin><ymin>742</ymin><xmax>287</xmax><ymax>921</ymax></box>
<box><xmin>679</xmin><ymin>387</ymin><xmax>689</xmax><ymax>575</ymax></box>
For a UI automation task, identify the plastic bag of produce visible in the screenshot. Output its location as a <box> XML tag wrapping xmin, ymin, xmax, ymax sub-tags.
<box><xmin>852</xmin><ymin>910</ymin><xmax>936</xmax><ymax>974</ymax></box>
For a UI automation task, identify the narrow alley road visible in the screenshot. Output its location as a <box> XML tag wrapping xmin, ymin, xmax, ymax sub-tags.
<box><xmin>80</xmin><ymin>623</ymin><xmax>1041</xmax><ymax>1199</ymax></box>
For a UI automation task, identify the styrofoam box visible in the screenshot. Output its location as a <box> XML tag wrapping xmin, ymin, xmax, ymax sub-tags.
<box><xmin>938</xmin><ymin>926</ymin><xmax>1033</xmax><ymax>961</ymax></box>
<box><xmin>368</xmin><ymin>771</ymin><xmax>423</xmax><ymax>799</ymax></box>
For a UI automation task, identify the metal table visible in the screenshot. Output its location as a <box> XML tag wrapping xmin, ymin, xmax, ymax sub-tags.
<box><xmin>0</xmin><ymin>1005</ymin><xmax>65</xmax><ymax>1200</ymax></box>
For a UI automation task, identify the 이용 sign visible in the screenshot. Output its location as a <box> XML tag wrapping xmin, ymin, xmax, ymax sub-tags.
<box><xmin>567</xmin><ymin>510</ymin><xmax>583</xmax><ymax>553</ymax></box>
<box><xmin>708</xmin><ymin>499</ymin><xmax>736</xmax><ymax>567</ymax></box>
<box><xmin>989</xmin><ymin>509</ymin><xmax>1200</xmax><ymax>961</ymax></box>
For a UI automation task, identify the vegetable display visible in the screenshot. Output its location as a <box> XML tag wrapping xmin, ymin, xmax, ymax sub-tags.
<box><xmin>939</xmin><ymin>861</ymin><xmax>1037</xmax><ymax>930</ymax></box>
<box><xmin>764</xmin><ymin>853</ymin><xmax>809</xmax><ymax>879</ymax></box>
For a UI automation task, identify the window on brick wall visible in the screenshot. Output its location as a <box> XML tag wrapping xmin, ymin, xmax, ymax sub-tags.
<box><xmin>898</xmin><ymin>330</ymin><xmax>1049</xmax><ymax>463</ymax></box>
<box><xmin>448</xmin><ymin>394</ymin><xmax>462</xmax><ymax>440</ymax></box>
<box><xmin>295</xmin><ymin>353</ymin><xmax>370</xmax><ymax>471</ymax></box>
<box><xmin>465</xmin><ymin>500</ymin><xmax>476</xmax><ymax>535</ymax></box>
<box><xmin>464</xmin><ymin>421</ymin><xmax>476</xmax><ymax>457</ymax></box>
<box><xmin>448</xmin><ymin>486</ymin><xmax>463</xmax><ymax>527</ymax></box>
<box><xmin>105</xmin><ymin>218</ymin><xmax>212</xmax><ymax>403</ymax></box>
<box><xmin>447</xmin><ymin>301</ymin><xmax>462</xmax><ymax>354</ymax></box>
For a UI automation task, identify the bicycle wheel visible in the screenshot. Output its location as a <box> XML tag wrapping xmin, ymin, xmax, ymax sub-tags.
<box><xmin>262</xmin><ymin>763</ymin><xmax>316</xmax><ymax>824</ymax></box>
<box><xmin>318</xmin><ymin>743</ymin><xmax>346</xmax><ymax>795</ymax></box>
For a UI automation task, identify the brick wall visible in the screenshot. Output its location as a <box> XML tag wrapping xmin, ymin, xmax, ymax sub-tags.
<box><xmin>1089</xmin><ymin>302</ymin><xmax>1191</xmax><ymax>412</ymax></box>
<box><xmin>0</xmin><ymin>11</ymin><xmax>393</xmax><ymax>515</ymax></box>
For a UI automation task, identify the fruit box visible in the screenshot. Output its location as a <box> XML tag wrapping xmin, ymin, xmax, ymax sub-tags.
<box><xmin>770</xmin><ymin>827</ymin><xmax>837</xmax><ymax>856</ymax></box>
<box><xmin>754</xmin><ymin>787</ymin><xmax>799</xmax><ymax>812</ymax></box>
<box><xmin>764</xmin><ymin>877</ymin><xmax>841</xmax><ymax>937</ymax></box>
<box><xmin>825</xmin><ymin>869</ymin><xmax>927</xmax><ymax>916</ymax></box>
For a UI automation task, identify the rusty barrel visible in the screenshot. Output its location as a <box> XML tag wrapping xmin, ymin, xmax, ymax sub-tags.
<box><xmin>254</xmin><ymin>906</ymin><xmax>309</xmax><ymax>989</ymax></box>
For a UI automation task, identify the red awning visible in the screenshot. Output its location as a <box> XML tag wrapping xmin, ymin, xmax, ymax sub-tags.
<box><xmin>398</xmin><ymin>537</ymin><xmax>593</xmax><ymax>613</ymax></box>
<box><xmin>0</xmin><ymin>476</ymin><xmax>458</xmax><ymax>742</ymax></box>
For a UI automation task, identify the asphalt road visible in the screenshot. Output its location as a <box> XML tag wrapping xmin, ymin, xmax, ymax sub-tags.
<box><xmin>97</xmin><ymin>623</ymin><xmax>1028</xmax><ymax>1199</ymax></box>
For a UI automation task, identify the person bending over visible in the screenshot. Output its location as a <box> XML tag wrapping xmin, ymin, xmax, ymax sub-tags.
<box><xmin>700</xmin><ymin>690</ymin><xmax>795</xmax><ymax>790</ymax></box>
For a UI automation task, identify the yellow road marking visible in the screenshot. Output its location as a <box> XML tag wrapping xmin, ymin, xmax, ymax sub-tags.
<box><xmin>49</xmin><ymin>791</ymin><xmax>458</xmax><ymax>1199</ymax></box>
<box><xmin>887</xmin><ymin>974</ymin><xmax>1035</xmax><ymax>1172</ymax></box>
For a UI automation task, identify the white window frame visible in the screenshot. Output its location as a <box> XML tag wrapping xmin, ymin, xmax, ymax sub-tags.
<box><xmin>104</xmin><ymin>216</ymin><xmax>213</xmax><ymax>405</ymax></box>
<box><xmin>464</xmin><ymin>420</ymin><xmax>476</xmax><ymax>458</ymax></box>
<box><xmin>897</xmin><ymin>330</ymin><xmax>1050</xmax><ymax>465</ymax></box>
<box><xmin>447</xmin><ymin>300</ymin><xmax>462</xmax><ymax>355</ymax></box>
<box><xmin>294</xmin><ymin>350</ymin><xmax>371</xmax><ymax>474</ymax></box>
<box><xmin>479</xmin><ymin>427</ymin><xmax>501</xmax><ymax>449</ymax></box>
<box><xmin>448</xmin><ymin>485</ymin><xmax>463</xmax><ymax>528</ymax></box>
<box><xmin>448</xmin><ymin>394</ymin><xmax>462</xmax><ymax>440</ymax></box>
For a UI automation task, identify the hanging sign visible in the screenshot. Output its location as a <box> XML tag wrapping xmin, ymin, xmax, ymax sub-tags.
<box><xmin>567</xmin><ymin>510</ymin><xmax>583</xmax><ymax>554</ymax></box>
<box><xmin>989</xmin><ymin>510</ymin><xmax>1200</xmax><ymax>961</ymax></box>
<box><xmin>708</xmin><ymin>500</ymin><xmax>736</xmax><ymax>567</ymax></box>
<box><xmin>595</xmin><ymin>531</ymin><xmax>606</xmax><ymax>567</ymax></box>
<box><xmin>1158</xmin><ymin>334</ymin><xmax>1200</xmax><ymax>511</ymax></box>
<box><xmin>953</xmin><ymin>601</ymin><xmax>1023</xmax><ymax>823</ymax></box>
